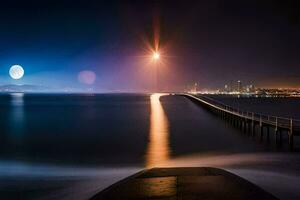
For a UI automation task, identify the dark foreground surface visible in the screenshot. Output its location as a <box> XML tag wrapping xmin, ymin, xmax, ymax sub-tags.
<box><xmin>91</xmin><ymin>167</ymin><xmax>277</xmax><ymax>200</ymax></box>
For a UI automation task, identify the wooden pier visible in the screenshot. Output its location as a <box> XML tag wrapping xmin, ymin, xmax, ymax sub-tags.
<box><xmin>182</xmin><ymin>94</ymin><xmax>300</xmax><ymax>149</ymax></box>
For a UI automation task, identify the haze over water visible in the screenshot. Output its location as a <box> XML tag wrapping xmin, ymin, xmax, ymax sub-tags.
<box><xmin>1</xmin><ymin>93</ymin><xmax>300</xmax><ymax>199</ymax></box>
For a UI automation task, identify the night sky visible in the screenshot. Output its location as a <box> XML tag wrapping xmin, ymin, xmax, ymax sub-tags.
<box><xmin>0</xmin><ymin>0</ymin><xmax>299</xmax><ymax>91</ymax></box>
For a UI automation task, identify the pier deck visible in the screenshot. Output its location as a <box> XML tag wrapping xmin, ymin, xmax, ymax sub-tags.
<box><xmin>91</xmin><ymin>167</ymin><xmax>277</xmax><ymax>200</ymax></box>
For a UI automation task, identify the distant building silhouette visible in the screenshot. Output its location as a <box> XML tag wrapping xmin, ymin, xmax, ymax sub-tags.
<box><xmin>237</xmin><ymin>80</ymin><xmax>242</xmax><ymax>93</ymax></box>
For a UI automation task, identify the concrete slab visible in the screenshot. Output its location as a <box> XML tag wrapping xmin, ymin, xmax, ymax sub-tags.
<box><xmin>91</xmin><ymin>167</ymin><xmax>278</xmax><ymax>200</ymax></box>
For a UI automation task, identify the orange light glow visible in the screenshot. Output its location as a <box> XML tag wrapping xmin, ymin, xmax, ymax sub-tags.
<box><xmin>146</xmin><ymin>93</ymin><xmax>170</xmax><ymax>168</ymax></box>
<box><xmin>153</xmin><ymin>52</ymin><xmax>160</xmax><ymax>60</ymax></box>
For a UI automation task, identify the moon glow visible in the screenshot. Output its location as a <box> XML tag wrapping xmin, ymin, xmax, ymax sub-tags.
<box><xmin>9</xmin><ymin>65</ymin><xmax>24</xmax><ymax>80</ymax></box>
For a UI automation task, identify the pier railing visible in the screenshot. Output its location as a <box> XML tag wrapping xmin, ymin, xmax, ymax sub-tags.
<box><xmin>184</xmin><ymin>93</ymin><xmax>300</xmax><ymax>133</ymax></box>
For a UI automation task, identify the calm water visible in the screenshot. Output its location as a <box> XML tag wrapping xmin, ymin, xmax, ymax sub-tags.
<box><xmin>1</xmin><ymin>93</ymin><xmax>300</xmax><ymax>199</ymax></box>
<box><xmin>206</xmin><ymin>94</ymin><xmax>300</xmax><ymax>119</ymax></box>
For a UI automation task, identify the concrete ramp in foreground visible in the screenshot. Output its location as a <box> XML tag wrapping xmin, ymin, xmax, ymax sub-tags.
<box><xmin>91</xmin><ymin>167</ymin><xmax>278</xmax><ymax>200</ymax></box>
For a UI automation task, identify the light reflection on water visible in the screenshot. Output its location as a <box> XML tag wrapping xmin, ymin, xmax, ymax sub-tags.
<box><xmin>10</xmin><ymin>93</ymin><xmax>24</xmax><ymax>106</ymax></box>
<box><xmin>146</xmin><ymin>93</ymin><xmax>170</xmax><ymax>168</ymax></box>
<box><xmin>9</xmin><ymin>93</ymin><xmax>24</xmax><ymax>136</ymax></box>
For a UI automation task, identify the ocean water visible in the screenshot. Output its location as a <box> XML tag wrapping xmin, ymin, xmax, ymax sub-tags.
<box><xmin>204</xmin><ymin>94</ymin><xmax>300</xmax><ymax>119</ymax></box>
<box><xmin>1</xmin><ymin>93</ymin><xmax>300</xmax><ymax>199</ymax></box>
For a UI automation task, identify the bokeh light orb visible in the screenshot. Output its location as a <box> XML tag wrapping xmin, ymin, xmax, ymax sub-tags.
<box><xmin>9</xmin><ymin>65</ymin><xmax>24</xmax><ymax>80</ymax></box>
<box><xmin>78</xmin><ymin>70</ymin><xmax>96</xmax><ymax>85</ymax></box>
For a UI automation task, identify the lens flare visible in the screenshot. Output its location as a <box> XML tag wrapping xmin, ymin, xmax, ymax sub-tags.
<box><xmin>78</xmin><ymin>70</ymin><xmax>96</xmax><ymax>85</ymax></box>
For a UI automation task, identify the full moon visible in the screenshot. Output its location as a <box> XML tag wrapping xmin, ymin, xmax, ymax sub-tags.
<box><xmin>9</xmin><ymin>65</ymin><xmax>24</xmax><ymax>80</ymax></box>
